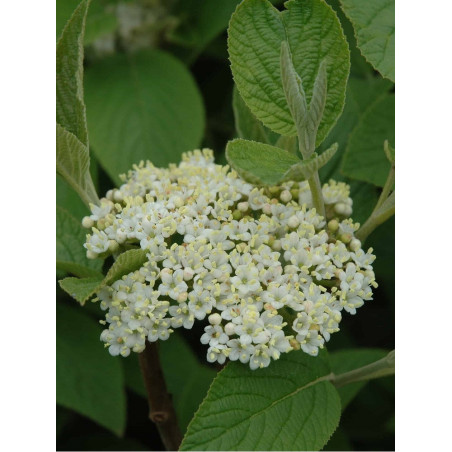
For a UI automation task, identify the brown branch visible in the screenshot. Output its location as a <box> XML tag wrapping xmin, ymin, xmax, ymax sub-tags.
<box><xmin>138</xmin><ymin>341</ymin><xmax>182</xmax><ymax>451</ymax></box>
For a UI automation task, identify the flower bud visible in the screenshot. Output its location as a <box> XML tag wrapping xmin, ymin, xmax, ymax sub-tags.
<box><xmin>328</xmin><ymin>219</ymin><xmax>339</xmax><ymax>232</ymax></box>
<box><xmin>224</xmin><ymin>322</ymin><xmax>235</xmax><ymax>335</ymax></box>
<box><xmin>177</xmin><ymin>292</ymin><xmax>188</xmax><ymax>303</ymax></box>
<box><xmin>280</xmin><ymin>190</ymin><xmax>292</xmax><ymax>203</ymax></box>
<box><xmin>82</xmin><ymin>216</ymin><xmax>94</xmax><ymax>229</ymax></box>
<box><xmin>287</xmin><ymin>215</ymin><xmax>300</xmax><ymax>229</ymax></box>
<box><xmin>237</xmin><ymin>201</ymin><xmax>249</xmax><ymax>212</ymax></box>
<box><xmin>87</xmin><ymin>250</ymin><xmax>98</xmax><ymax>259</ymax></box>
<box><xmin>349</xmin><ymin>238</ymin><xmax>361</xmax><ymax>252</ymax></box>
<box><xmin>262</xmin><ymin>203</ymin><xmax>272</xmax><ymax>215</ymax></box>
<box><xmin>208</xmin><ymin>313</ymin><xmax>222</xmax><ymax>325</ymax></box>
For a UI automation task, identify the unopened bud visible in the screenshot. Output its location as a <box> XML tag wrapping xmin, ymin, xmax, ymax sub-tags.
<box><xmin>208</xmin><ymin>313</ymin><xmax>222</xmax><ymax>325</ymax></box>
<box><xmin>280</xmin><ymin>190</ymin><xmax>292</xmax><ymax>203</ymax></box>
<box><xmin>237</xmin><ymin>201</ymin><xmax>249</xmax><ymax>212</ymax></box>
<box><xmin>262</xmin><ymin>203</ymin><xmax>272</xmax><ymax>215</ymax></box>
<box><xmin>328</xmin><ymin>219</ymin><xmax>339</xmax><ymax>232</ymax></box>
<box><xmin>87</xmin><ymin>250</ymin><xmax>98</xmax><ymax>259</ymax></box>
<box><xmin>108</xmin><ymin>240</ymin><xmax>119</xmax><ymax>252</ymax></box>
<box><xmin>224</xmin><ymin>322</ymin><xmax>235</xmax><ymax>335</ymax></box>
<box><xmin>177</xmin><ymin>292</ymin><xmax>188</xmax><ymax>303</ymax></box>
<box><xmin>349</xmin><ymin>238</ymin><xmax>361</xmax><ymax>252</ymax></box>
<box><xmin>287</xmin><ymin>215</ymin><xmax>300</xmax><ymax>229</ymax></box>
<box><xmin>82</xmin><ymin>216</ymin><xmax>94</xmax><ymax>229</ymax></box>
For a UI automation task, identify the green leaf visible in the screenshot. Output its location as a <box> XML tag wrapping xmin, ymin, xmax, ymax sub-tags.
<box><xmin>226</xmin><ymin>139</ymin><xmax>300</xmax><ymax>185</ymax></box>
<box><xmin>56</xmin><ymin>0</ymin><xmax>117</xmax><ymax>45</ymax></box>
<box><xmin>56</xmin><ymin>206</ymin><xmax>103</xmax><ymax>278</ymax></box>
<box><xmin>341</xmin><ymin>92</ymin><xmax>394</xmax><ymax>186</ymax></box>
<box><xmin>232</xmin><ymin>86</ymin><xmax>277</xmax><ymax>145</ymax></box>
<box><xmin>56</xmin><ymin>303</ymin><xmax>126</xmax><ymax>435</ymax></box>
<box><xmin>84</xmin><ymin>49</ymin><xmax>205</xmax><ymax>184</ymax></box>
<box><xmin>228</xmin><ymin>0</ymin><xmax>350</xmax><ymax>145</ymax></box>
<box><xmin>57</xmin><ymin>174</ymin><xmax>89</xmax><ymax>220</ymax></box>
<box><xmin>59</xmin><ymin>248</ymin><xmax>148</xmax><ymax>304</ymax></box>
<box><xmin>339</xmin><ymin>0</ymin><xmax>395</xmax><ymax>81</ymax></box>
<box><xmin>56</xmin><ymin>123</ymin><xmax>99</xmax><ymax>207</ymax></box>
<box><xmin>124</xmin><ymin>333</ymin><xmax>216</xmax><ymax>433</ymax></box>
<box><xmin>318</xmin><ymin>76</ymin><xmax>393</xmax><ymax>181</ymax></box>
<box><xmin>329</xmin><ymin>348</ymin><xmax>388</xmax><ymax>410</ymax></box>
<box><xmin>180</xmin><ymin>350</ymin><xmax>341</xmax><ymax>451</ymax></box>
<box><xmin>56</xmin><ymin>0</ymin><xmax>90</xmax><ymax>146</ymax></box>
<box><xmin>226</xmin><ymin>139</ymin><xmax>338</xmax><ymax>186</ymax></box>
<box><xmin>59</xmin><ymin>276</ymin><xmax>104</xmax><ymax>305</ymax></box>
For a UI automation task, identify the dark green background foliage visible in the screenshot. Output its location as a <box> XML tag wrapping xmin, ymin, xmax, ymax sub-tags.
<box><xmin>56</xmin><ymin>0</ymin><xmax>394</xmax><ymax>450</ymax></box>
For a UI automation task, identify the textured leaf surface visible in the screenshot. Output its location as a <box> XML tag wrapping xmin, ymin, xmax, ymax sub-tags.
<box><xmin>56</xmin><ymin>0</ymin><xmax>89</xmax><ymax>146</ymax></box>
<box><xmin>124</xmin><ymin>333</ymin><xmax>216</xmax><ymax>433</ymax></box>
<box><xmin>56</xmin><ymin>206</ymin><xmax>103</xmax><ymax>277</ymax></box>
<box><xmin>226</xmin><ymin>139</ymin><xmax>300</xmax><ymax>185</ymax></box>
<box><xmin>84</xmin><ymin>50</ymin><xmax>205</xmax><ymax>184</ymax></box>
<box><xmin>59</xmin><ymin>249</ymin><xmax>148</xmax><ymax>304</ymax></box>
<box><xmin>59</xmin><ymin>276</ymin><xmax>104</xmax><ymax>305</ymax></box>
<box><xmin>329</xmin><ymin>348</ymin><xmax>388</xmax><ymax>410</ymax></box>
<box><xmin>56</xmin><ymin>123</ymin><xmax>99</xmax><ymax>206</ymax></box>
<box><xmin>228</xmin><ymin>0</ymin><xmax>350</xmax><ymax>144</ymax></box>
<box><xmin>232</xmin><ymin>86</ymin><xmax>277</xmax><ymax>145</ymax></box>
<box><xmin>180</xmin><ymin>350</ymin><xmax>341</xmax><ymax>451</ymax></box>
<box><xmin>56</xmin><ymin>0</ymin><xmax>117</xmax><ymax>45</ymax></box>
<box><xmin>56</xmin><ymin>303</ymin><xmax>126</xmax><ymax>435</ymax></box>
<box><xmin>341</xmin><ymin>92</ymin><xmax>394</xmax><ymax>186</ymax></box>
<box><xmin>339</xmin><ymin>0</ymin><xmax>395</xmax><ymax>81</ymax></box>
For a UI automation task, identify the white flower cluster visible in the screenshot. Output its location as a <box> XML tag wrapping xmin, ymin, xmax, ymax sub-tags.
<box><xmin>83</xmin><ymin>149</ymin><xmax>377</xmax><ymax>369</ymax></box>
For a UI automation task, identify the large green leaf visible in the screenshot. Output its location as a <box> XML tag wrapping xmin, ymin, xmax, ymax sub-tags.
<box><xmin>59</xmin><ymin>248</ymin><xmax>148</xmax><ymax>304</ymax></box>
<box><xmin>319</xmin><ymin>76</ymin><xmax>393</xmax><ymax>181</ymax></box>
<box><xmin>56</xmin><ymin>303</ymin><xmax>126</xmax><ymax>435</ymax></box>
<box><xmin>341</xmin><ymin>92</ymin><xmax>394</xmax><ymax>187</ymax></box>
<box><xmin>180</xmin><ymin>350</ymin><xmax>341</xmax><ymax>451</ymax></box>
<box><xmin>339</xmin><ymin>0</ymin><xmax>395</xmax><ymax>81</ymax></box>
<box><xmin>56</xmin><ymin>206</ymin><xmax>103</xmax><ymax>277</ymax></box>
<box><xmin>84</xmin><ymin>49</ymin><xmax>205</xmax><ymax>184</ymax></box>
<box><xmin>124</xmin><ymin>333</ymin><xmax>216</xmax><ymax>433</ymax></box>
<box><xmin>228</xmin><ymin>0</ymin><xmax>350</xmax><ymax>144</ymax></box>
<box><xmin>56</xmin><ymin>0</ymin><xmax>90</xmax><ymax>146</ymax></box>
<box><xmin>329</xmin><ymin>348</ymin><xmax>388</xmax><ymax>410</ymax></box>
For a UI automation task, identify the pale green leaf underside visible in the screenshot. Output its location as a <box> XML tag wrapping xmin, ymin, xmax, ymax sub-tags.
<box><xmin>226</xmin><ymin>139</ymin><xmax>337</xmax><ymax>185</ymax></box>
<box><xmin>56</xmin><ymin>206</ymin><xmax>103</xmax><ymax>278</ymax></box>
<box><xmin>59</xmin><ymin>248</ymin><xmax>148</xmax><ymax>304</ymax></box>
<box><xmin>384</xmin><ymin>139</ymin><xmax>395</xmax><ymax>164</ymax></box>
<box><xmin>56</xmin><ymin>303</ymin><xmax>126</xmax><ymax>435</ymax></box>
<box><xmin>339</xmin><ymin>0</ymin><xmax>395</xmax><ymax>81</ymax></box>
<box><xmin>59</xmin><ymin>276</ymin><xmax>103</xmax><ymax>305</ymax></box>
<box><xmin>228</xmin><ymin>0</ymin><xmax>350</xmax><ymax>144</ymax></box>
<box><xmin>226</xmin><ymin>139</ymin><xmax>300</xmax><ymax>185</ymax></box>
<box><xmin>84</xmin><ymin>50</ymin><xmax>205</xmax><ymax>185</ymax></box>
<box><xmin>56</xmin><ymin>123</ymin><xmax>99</xmax><ymax>206</ymax></box>
<box><xmin>341</xmin><ymin>92</ymin><xmax>394</xmax><ymax>187</ymax></box>
<box><xmin>180</xmin><ymin>350</ymin><xmax>341</xmax><ymax>451</ymax></box>
<box><xmin>56</xmin><ymin>0</ymin><xmax>89</xmax><ymax>146</ymax></box>
<box><xmin>282</xmin><ymin>143</ymin><xmax>338</xmax><ymax>182</ymax></box>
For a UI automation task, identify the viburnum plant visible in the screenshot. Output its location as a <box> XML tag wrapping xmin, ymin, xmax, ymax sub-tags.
<box><xmin>57</xmin><ymin>0</ymin><xmax>394</xmax><ymax>450</ymax></box>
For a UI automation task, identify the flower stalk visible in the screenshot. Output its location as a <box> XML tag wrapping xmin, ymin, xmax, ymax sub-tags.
<box><xmin>332</xmin><ymin>349</ymin><xmax>395</xmax><ymax>388</ymax></box>
<box><xmin>138</xmin><ymin>341</ymin><xmax>182</xmax><ymax>451</ymax></box>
